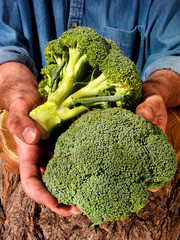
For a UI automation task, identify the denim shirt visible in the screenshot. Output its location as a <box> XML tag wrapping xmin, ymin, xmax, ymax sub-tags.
<box><xmin>0</xmin><ymin>0</ymin><xmax>180</xmax><ymax>81</ymax></box>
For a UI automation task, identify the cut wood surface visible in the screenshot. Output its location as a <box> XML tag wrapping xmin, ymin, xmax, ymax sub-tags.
<box><xmin>0</xmin><ymin>108</ymin><xmax>180</xmax><ymax>240</ymax></box>
<box><xmin>0</xmin><ymin>109</ymin><xmax>19</xmax><ymax>174</ymax></box>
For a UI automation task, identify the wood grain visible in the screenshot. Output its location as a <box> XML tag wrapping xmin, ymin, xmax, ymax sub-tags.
<box><xmin>0</xmin><ymin>109</ymin><xmax>19</xmax><ymax>174</ymax></box>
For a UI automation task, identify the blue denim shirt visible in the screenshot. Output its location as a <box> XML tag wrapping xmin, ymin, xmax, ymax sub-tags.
<box><xmin>0</xmin><ymin>0</ymin><xmax>180</xmax><ymax>81</ymax></box>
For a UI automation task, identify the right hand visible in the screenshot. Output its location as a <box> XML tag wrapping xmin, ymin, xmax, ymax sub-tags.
<box><xmin>14</xmin><ymin>128</ymin><xmax>82</xmax><ymax>216</ymax></box>
<box><xmin>0</xmin><ymin>62</ymin><xmax>82</xmax><ymax>216</ymax></box>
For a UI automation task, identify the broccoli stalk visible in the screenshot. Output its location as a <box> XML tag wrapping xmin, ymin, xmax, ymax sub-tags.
<box><xmin>29</xmin><ymin>27</ymin><xmax>142</xmax><ymax>139</ymax></box>
<box><xmin>49</xmin><ymin>50</ymin><xmax>88</xmax><ymax>105</ymax></box>
<box><xmin>59</xmin><ymin>71</ymin><xmax>125</xmax><ymax>110</ymax></box>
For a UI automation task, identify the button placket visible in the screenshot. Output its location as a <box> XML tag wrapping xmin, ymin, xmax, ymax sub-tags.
<box><xmin>67</xmin><ymin>0</ymin><xmax>85</xmax><ymax>29</ymax></box>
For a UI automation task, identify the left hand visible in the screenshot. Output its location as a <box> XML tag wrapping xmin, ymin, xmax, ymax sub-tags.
<box><xmin>136</xmin><ymin>69</ymin><xmax>180</xmax><ymax>133</ymax></box>
<box><xmin>136</xmin><ymin>94</ymin><xmax>168</xmax><ymax>193</ymax></box>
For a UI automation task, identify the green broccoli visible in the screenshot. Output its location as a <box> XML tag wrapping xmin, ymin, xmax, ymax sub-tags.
<box><xmin>29</xmin><ymin>27</ymin><xmax>142</xmax><ymax>139</ymax></box>
<box><xmin>43</xmin><ymin>107</ymin><xmax>177</xmax><ymax>226</ymax></box>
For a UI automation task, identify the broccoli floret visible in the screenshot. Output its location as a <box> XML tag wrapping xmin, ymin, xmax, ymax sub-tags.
<box><xmin>43</xmin><ymin>107</ymin><xmax>177</xmax><ymax>225</ymax></box>
<box><xmin>29</xmin><ymin>27</ymin><xmax>142</xmax><ymax>139</ymax></box>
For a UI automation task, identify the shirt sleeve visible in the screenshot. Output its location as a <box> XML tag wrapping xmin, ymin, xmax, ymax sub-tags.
<box><xmin>0</xmin><ymin>46</ymin><xmax>38</xmax><ymax>77</ymax></box>
<box><xmin>142</xmin><ymin>0</ymin><xmax>180</xmax><ymax>81</ymax></box>
<box><xmin>0</xmin><ymin>0</ymin><xmax>37</xmax><ymax>77</ymax></box>
<box><xmin>142</xmin><ymin>56</ymin><xmax>180</xmax><ymax>81</ymax></box>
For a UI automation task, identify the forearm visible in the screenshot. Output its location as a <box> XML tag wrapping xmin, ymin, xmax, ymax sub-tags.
<box><xmin>142</xmin><ymin>69</ymin><xmax>180</xmax><ymax>109</ymax></box>
<box><xmin>0</xmin><ymin>62</ymin><xmax>39</xmax><ymax>110</ymax></box>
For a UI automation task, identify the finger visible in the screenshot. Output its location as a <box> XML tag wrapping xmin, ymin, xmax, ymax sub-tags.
<box><xmin>7</xmin><ymin>94</ymin><xmax>43</xmax><ymax>144</ymax></box>
<box><xmin>136</xmin><ymin>95</ymin><xmax>167</xmax><ymax>132</ymax></box>
<box><xmin>7</xmin><ymin>111</ymin><xmax>41</xmax><ymax>144</ymax></box>
<box><xmin>136</xmin><ymin>95</ymin><xmax>164</xmax><ymax>122</ymax></box>
<box><xmin>52</xmin><ymin>204</ymin><xmax>82</xmax><ymax>216</ymax></box>
<box><xmin>148</xmin><ymin>188</ymin><xmax>161</xmax><ymax>192</ymax></box>
<box><xmin>15</xmin><ymin>136</ymin><xmax>82</xmax><ymax>216</ymax></box>
<box><xmin>21</xmin><ymin>174</ymin><xmax>82</xmax><ymax>216</ymax></box>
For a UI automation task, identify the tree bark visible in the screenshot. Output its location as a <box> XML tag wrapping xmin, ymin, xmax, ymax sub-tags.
<box><xmin>0</xmin><ymin>108</ymin><xmax>179</xmax><ymax>240</ymax></box>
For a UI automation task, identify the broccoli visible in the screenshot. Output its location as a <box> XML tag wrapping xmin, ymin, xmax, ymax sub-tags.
<box><xmin>43</xmin><ymin>107</ymin><xmax>177</xmax><ymax>226</ymax></box>
<box><xmin>29</xmin><ymin>27</ymin><xmax>142</xmax><ymax>139</ymax></box>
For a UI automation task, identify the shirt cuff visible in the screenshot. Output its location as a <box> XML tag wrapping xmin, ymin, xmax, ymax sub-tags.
<box><xmin>0</xmin><ymin>46</ymin><xmax>38</xmax><ymax>77</ymax></box>
<box><xmin>142</xmin><ymin>56</ymin><xmax>180</xmax><ymax>81</ymax></box>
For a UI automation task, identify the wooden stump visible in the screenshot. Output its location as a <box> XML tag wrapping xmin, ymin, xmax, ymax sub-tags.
<box><xmin>0</xmin><ymin>108</ymin><xmax>179</xmax><ymax>240</ymax></box>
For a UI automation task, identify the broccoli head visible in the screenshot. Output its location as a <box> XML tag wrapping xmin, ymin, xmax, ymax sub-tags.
<box><xmin>43</xmin><ymin>107</ymin><xmax>177</xmax><ymax>225</ymax></box>
<box><xmin>29</xmin><ymin>27</ymin><xmax>142</xmax><ymax>139</ymax></box>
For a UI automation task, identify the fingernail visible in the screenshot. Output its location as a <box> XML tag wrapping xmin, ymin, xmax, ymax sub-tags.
<box><xmin>22</xmin><ymin>127</ymin><xmax>36</xmax><ymax>143</ymax></box>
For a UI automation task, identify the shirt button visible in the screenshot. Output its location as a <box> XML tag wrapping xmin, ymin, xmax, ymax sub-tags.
<box><xmin>72</xmin><ymin>22</ymin><xmax>78</xmax><ymax>28</ymax></box>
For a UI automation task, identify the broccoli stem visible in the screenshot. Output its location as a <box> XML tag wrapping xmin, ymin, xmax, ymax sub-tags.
<box><xmin>54</xmin><ymin>57</ymin><xmax>61</xmax><ymax>65</ymax></box>
<box><xmin>52</xmin><ymin>60</ymin><xmax>66</xmax><ymax>82</ymax></box>
<box><xmin>58</xmin><ymin>105</ymin><xmax>89</xmax><ymax>122</ymax></box>
<box><xmin>29</xmin><ymin>100</ymin><xmax>62</xmax><ymax>139</ymax></box>
<box><xmin>71</xmin><ymin>95</ymin><xmax>124</xmax><ymax>105</ymax></box>
<box><xmin>30</xmin><ymin>49</ymin><xmax>91</xmax><ymax>138</ymax></box>
<box><xmin>30</xmin><ymin>100</ymin><xmax>89</xmax><ymax>139</ymax></box>
<box><xmin>48</xmin><ymin>48</ymin><xmax>87</xmax><ymax>106</ymax></box>
<box><xmin>59</xmin><ymin>73</ymin><xmax>108</xmax><ymax>109</ymax></box>
<box><xmin>51</xmin><ymin>60</ymin><xmax>66</xmax><ymax>93</ymax></box>
<box><xmin>30</xmin><ymin>69</ymin><xmax>123</xmax><ymax>138</ymax></box>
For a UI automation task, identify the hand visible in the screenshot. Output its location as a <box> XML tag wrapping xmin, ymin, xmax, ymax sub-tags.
<box><xmin>136</xmin><ymin>69</ymin><xmax>180</xmax><ymax>133</ymax></box>
<box><xmin>0</xmin><ymin>62</ymin><xmax>81</xmax><ymax>216</ymax></box>
<box><xmin>136</xmin><ymin>94</ymin><xmax>167</xmax><ymax>132</ymax></box>
<box><xmin>14</xmin><ymin>135</ymin><xmax>82</xmax><ymax>216</ymax></box>
<box><xmin>9</xmin><ymin>95</ymin><xmax>82</xmax><ymax>216</ymax></box>
<box><xmin>136</xmin><ymin>95</ymin><xmax>166</xmax><ymax>193</ymax></box>
<box><xmin>135</xmin><ymin>70</ymin><xmax>174</xmax><ymax>193</ymax></box>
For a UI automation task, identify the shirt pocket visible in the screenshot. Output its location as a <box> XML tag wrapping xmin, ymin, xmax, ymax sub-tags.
<box><xmin>102</xmin><ymin>25</ymin><xmax>143</xmax><ymax>63</ymax></box>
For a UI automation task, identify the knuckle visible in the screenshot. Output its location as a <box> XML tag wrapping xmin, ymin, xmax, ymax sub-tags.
<box><xmin>6</xmin><ymin>114</ymin><xmax>20</xmax><ymax>131</ymax></box>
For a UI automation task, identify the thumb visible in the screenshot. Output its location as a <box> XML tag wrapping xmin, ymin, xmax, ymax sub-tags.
<box><xmin>136</xmin><ymin>95</ymin><xmax>167</xmax><ymax>132</ymax></box>
<box><xmin>6</xmin><ymin>96</ymin><xmax>42</xmax><ymax>144</ymax></box>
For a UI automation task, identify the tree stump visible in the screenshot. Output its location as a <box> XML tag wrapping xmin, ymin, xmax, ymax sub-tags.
<box><xmin>0</xmin><ymin>108</ymin><xmax>179</xmax><ymax>240</ymax></box>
